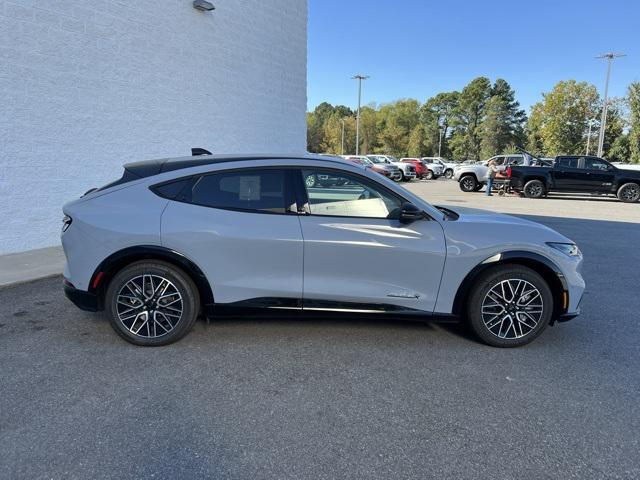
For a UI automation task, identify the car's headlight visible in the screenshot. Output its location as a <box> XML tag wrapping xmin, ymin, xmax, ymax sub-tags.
<box><xmin>546</xmin><ymin>242</ymin><xmax>581</xmax><ymax>257</ymax></box>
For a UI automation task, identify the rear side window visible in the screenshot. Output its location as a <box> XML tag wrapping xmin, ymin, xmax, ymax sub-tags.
<box><xmin>189</xmin><ymin>169</ymin><xmax>287</xmax><ymax>214</ymax></box>
<box><xmin>558</xmin><ymin>158</ymin><xmax>580</xmax><ymax>169</ymax></box>
<box><xmin>151</xmin><ymin>178</ymin><xmax>191</xmax><ymax>200</ymax></box>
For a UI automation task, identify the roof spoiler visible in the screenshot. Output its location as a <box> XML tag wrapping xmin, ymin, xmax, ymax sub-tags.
<box><xmin>191</xmin><ymin>148</ymin><xmax>212</xmax><ymax>156</ymax></box>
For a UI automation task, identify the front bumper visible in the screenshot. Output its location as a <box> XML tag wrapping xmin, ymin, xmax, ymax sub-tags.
<box><xmin>64</xmin><ymin>280</ymin><xmax>99</xmax><ymax>312</ymax></box>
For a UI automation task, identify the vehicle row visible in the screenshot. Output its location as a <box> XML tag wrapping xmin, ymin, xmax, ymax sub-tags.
<box><xmin>453</xmin><ymin>153</ymin><xmax>640</xmax><ymax>202</ymax></box>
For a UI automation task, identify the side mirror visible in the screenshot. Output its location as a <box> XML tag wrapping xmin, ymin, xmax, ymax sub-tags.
<box><xmin>399</xmin><ymin>202</ymin><xmax>425</xmax><ymax>224</ymax></box>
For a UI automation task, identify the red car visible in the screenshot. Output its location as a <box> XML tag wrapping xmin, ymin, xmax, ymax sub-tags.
<box><xmin>400</xmin><ymin>158</ymin><xmax>433</xmax><ymax>179</ymax></box>
<box><xmin>344</xmin><ymin>156</ymin><xmax>394</xmax><ymax>179</ymax></box>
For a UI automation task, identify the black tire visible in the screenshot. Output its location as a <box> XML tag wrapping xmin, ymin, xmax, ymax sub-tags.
<box><xmin>523</xmin><ymin>179</ymin><xmax>545</xmax><ymax>199</ymax></box>
<box><xmin>105</xmin><ymin>260</ymin><xmax>200</xmax><ymax>346</ymax></box>
<box><xmin>398</xmin><ymin>171</ymin><xmax>406</xmax><ymax>182</ymax></box>
<box><xmin>425</xmin><ymin>170</ymin><xmax>434</xmax><ymax>180</ymax></box>
<box><xmin>459</xmin><ymin>175</ymin><xmax>477</xmax><ymax>192</ymax></box>
<box><xmin>444</xmin><ymin>169</ymin><xmax>454</xmax><ymax>179</ymax></box>
<box><xmin>466</xmin><ymin>265</ymin><xmax>553</xmax><ymax>348</ymax></box>
<box><xmin>617</xmin><ymin>182</ymin><xmax>640</xmax><ymax>203</ymax></box>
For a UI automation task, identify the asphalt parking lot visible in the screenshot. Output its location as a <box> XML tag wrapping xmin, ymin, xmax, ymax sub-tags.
<box><xmin>1</xmin><ymin>183</ymin><xmax>639</xmax><ymax>479</ymax></box>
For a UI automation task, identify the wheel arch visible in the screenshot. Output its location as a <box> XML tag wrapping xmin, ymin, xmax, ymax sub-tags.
<box><xmin>451</xmin><ymin>251</ymin><xmax>568</xmax><ymax>322</ymax></box>
<box><xmin>88</xmin><ymin>245</ymin><xmax>215</xmax><ymax>313</ymax></box>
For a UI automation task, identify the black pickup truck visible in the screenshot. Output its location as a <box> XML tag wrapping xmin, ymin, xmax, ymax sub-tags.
<box><xmin>508</xmin><ymin>155</ymin><xmax>640</xmax><ymax>203</ymax></box>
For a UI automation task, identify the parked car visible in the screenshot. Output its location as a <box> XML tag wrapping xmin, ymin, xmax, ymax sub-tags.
<box><xmin>343</xmin><ymin>155</ymin><xmax>401</xmax><ymax>180</ymax></box>
<box><xmin>62</xmin><ymin>152</ymin><xmax>584</xmax><ymax>348</ymax></box>
<box><xmin>422</xmin><ymin>157</ymin><xmax>458</xmax><ymax>179</ymax></box>
<box><xmin>399</xmin><ymin>158</ymin><xmax>431</xmax><ymax>179</ymax></box>
<box><xmin>419</xmin><ymin>158</ymin><xmax>445</xmax><ymax>178</ymax></box>
<box><xmin>367</xmin><ymin>155</ymin><xmax>416</xmax><ymax>182</ymax></box>
<box><xmin>453</xmin><ymin>154</ymin><xmax>545</xmax><ymax>192</ymax></box>
<box><xmin>509</xmin><ymin>155</ymin><xmax>640</xmax><ymax>203</ymax></box>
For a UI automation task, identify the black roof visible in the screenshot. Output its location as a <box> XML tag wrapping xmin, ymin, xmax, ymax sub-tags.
<box><xmin>123</xmin><ymin>153</ymin><xmax>342</xmax><ymax>179</ymax></box>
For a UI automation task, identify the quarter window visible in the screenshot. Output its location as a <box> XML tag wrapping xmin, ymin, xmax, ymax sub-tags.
<box><xmin>301</xmin><ymin>169</ymin><xmax>403</xmax><ymax>219</ymax></box>
<box><xmin>190</xmin><ymin>169</ymin><xmax>287</xmax><ymax>214</ymax></box>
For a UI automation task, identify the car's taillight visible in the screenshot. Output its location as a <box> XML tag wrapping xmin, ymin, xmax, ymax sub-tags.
<box><xmin>506</xmin><ymin>166</ymin><xmax>512</xmax><ymax>178</ymax></box>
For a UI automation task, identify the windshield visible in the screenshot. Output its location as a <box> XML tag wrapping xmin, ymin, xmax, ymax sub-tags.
<box><xmin>367</xmin><ymin>156</ymin><xmax>385</xmax><ymax>164</ymax></box>
<box><xmin>387</xmin><ymin>156</ymin><xmax>398</xmax><ymax>162</ymax></box>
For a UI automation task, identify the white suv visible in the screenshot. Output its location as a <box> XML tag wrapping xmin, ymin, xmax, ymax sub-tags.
<box><xmin>367</xmin><ymin>155</ymin><xmax>416</xmax><ymax>182</ymax></box>
<box><xmin>62</xmin><ymin>153</ymin><xmax>585</xmax><ymax>347</ymax></box>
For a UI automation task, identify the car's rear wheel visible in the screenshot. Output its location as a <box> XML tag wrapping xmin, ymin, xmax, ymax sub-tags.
<box><xmin>105</xmin><ymin>261</ymin><xmax>200</xmax><ymax>346</ymax></box>
<box><xmin>445</xmin><ymin>169</ymin><xmax>453</xmax><ymax>179</ymax></box>
<box><xmin>425</xmin><ymin>170</ymin><xmax>434</xmax><ymax>180</ymax></box>
<box><xmin>467</xmin><ymin>265</ymin><xmax>553</xmax><ymax>347</ymax></box>
<box><xmin>617</xmin><ymin>182</ymin><xmax>640</xmax><ymax>203</ymax></box>
<box><xmin>459</xmin><ymin>175</ymin><xmax>477</xmax><ymax>192</ymax></box>
<box><xmin>523</xmin><ymin>179</ymin><xmax>545</xmax><ymax>198</ymax></box>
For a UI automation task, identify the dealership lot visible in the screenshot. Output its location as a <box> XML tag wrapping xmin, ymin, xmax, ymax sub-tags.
<box><xmin>1</xmin><ymin>186</ymin><xmax>639</xmax><ymax>479</ymax></box>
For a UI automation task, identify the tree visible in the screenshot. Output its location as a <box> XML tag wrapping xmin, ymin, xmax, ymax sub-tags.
<box><xmin>525</xmin><ymin>80</ymin><xmax>600</xmax><ymax>156</ymax></box>
<box><xmin>306</xmin><ymin>103</ymin><xmax>353</xmax><ymax>153</ymax></box>
<box><xmin>377</xmin><ymin>99</ymin><xmax>421</xmax><ymax>156</ymax></box>
<box><xmin>407</xmin><ymin>124</ymin><xmax>427</xmax><ymax>157</ymax></box>
<box><xmin>450</xmin><ymin>77</ymin><xmax>492</xmax><ymax>160</ymax></box>
<box><xmin>629</xmin><ymin>82</ymin><xmax>640</xmax><ymax>164</ymax></box>
<box><xmin>420</xmin><ymin>91</ymin><xmax>459</xmax><ymax>157</ymax></box>
<box><xmin>479</xmin><ymin>79</ymin><xmax>526</xmax><ymax>157</ymax></box>
<box><xmin>608</xmin><ymin>134</ymin><xmax>630</xmax><ymax>162</ymax></box>
<box><xmin>320</xmin><ymin>113</ymin><xmax>355</xmax><ymax>155</ymax></box>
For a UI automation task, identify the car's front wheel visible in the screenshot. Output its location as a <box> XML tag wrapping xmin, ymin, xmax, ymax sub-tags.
<box><xmin>459</xmin><ymin>175</ymin><xmax>477</xmax><ymax>192</ymax></box>
<box><xmin>466</xmin><ymin>265</ymin><xmax>553</xmax><ymax>347</ymax></box>
<box><xmin>105</xmin><ymin>261</ymin><xmax>200</xmax><ymax>346</ymax></box>
<box><xmin>617</xmin><ymin>182</ymin><xmax>640</xmax><ymax>203</ymax></box>
<box><xmin>444</xmin><ymin>169</ymin><xmax>454</xmax><ymax>179</ymax></box>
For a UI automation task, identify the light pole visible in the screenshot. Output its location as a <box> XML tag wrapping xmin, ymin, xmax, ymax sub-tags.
<box><xmin>596</xmin><ymin>52</ymin><xmax>625</xmax><ymax>157</ymax></box>
<box><xmin>586</xmin><ymin>118</ymin><xmax>595</xmax><ymax>155</ymax></box>
<box><xmin>438</xmin><ymin>128</ymin><xmax>444</xmax><ymax>157</ymax></box>
<box><xmin>352</xmin><ymin>74</ymin><xmax>369</xmax><ymax>155</ymax></box>
<box><xmin>341</xmin><ymin>118</ymin><xmax>346</xmax><ymax>155</ymax></box>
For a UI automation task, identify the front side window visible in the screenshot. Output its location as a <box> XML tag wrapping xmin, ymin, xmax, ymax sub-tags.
<box><xmin>557</xmin><ymin>157</ymin><xmax>580</xmax><ymax>169</ymax></box>
<box><xmin>301</xmin><ymin>169</ymin><xmax>403</xmax><ymax>219</ymax></box>
<box><xmin>190</xmin><ymin>169</ymin><xmax>287</xmax><ymax>214</ymax></box>
<box><xmin>584</xmin><ymin>158</ymin><xmax>611</xmax><ymax>171</ymax></box>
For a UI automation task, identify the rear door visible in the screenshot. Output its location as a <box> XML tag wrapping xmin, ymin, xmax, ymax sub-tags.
<box><xmin>161</xmin><ymin>168</ymin><xmax>304</xmax><ymax>308</ymax></box>
<box><xmin>552</xmin><ymin>157</ymin><xmax>583</xmax><ymax>190</ymax></box>
<box><xmin>295</xmin><ymin>168</ymin><xmax>447</xmax><ymax>314</ymax></box>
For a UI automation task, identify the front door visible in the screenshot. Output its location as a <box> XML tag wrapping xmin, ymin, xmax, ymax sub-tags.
<box><xmin>295</xmin><ymin>168</ymin><xmax>447</xmax><ymax>314</ymax></box>
<box><xmin>580</xmin><ymin>157</ymin><xmax>616</xmax><ymax>192</ymax></box>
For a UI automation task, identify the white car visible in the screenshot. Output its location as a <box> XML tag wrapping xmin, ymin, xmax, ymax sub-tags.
<box><xmin>422</xmin><ymin>157</ymin><xmax>457</xmax><ymax>179</ymax></box>
<box><xmin>453</xmin><ymin>154</ymin><xmax>532</xmax><ymax>192</ymax></box>
<box><xmin>419</xmin><ymin>158</ymin><xmax>445</xmax><ymax>178</ymax></box>
<box><xmin>62</xmin><ymin>152</ymin><xmax>585</xmax><ymax>347</ymax></box>
<box><xmin>368</xmin><ymin>155</ymin><xmax>417</xmax><ymax>182</ymax></box>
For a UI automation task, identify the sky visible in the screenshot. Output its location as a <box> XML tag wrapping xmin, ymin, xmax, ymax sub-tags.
<box><xmin>307</xmin><ymin>0</ymin><xmax>639</xmax><ymax>113</ymax></box>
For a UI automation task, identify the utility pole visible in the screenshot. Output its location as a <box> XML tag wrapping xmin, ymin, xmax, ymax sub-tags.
<box><xmin>341</xmin><ymin>118</ymin><xmax>346</xmax><ymax>155</ymax></box>
<box><xmin>352</xmin><ymin>75</ymin><xmax>369</xmax><ymax>155</ymax></box>
<box><xmin>596</xmin><ymin>53</ymin><xmax>625</xmax><ymax>157</ymax></box>
<box><xmin>438</xmin><ymin>128</ymin><xmax>444</xmax><ymax>157</ymax></box>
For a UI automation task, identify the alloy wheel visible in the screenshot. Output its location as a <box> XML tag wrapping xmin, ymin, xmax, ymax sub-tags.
<box><xmin>461</xmin><ymin>176</ymin><xmax>475</xmax><ymax>191</ymax></box>
<box><xmin>526</xmin><ymin>183</ymin><xmax>544</xmax><ymax>197</ymax></box>
<box><xmin>116</xmin><ymin>274</ymin><xmax>183</xmax><ymax>338</ymax></box>
<box><xmin>620</xmin><ymin>184</ymin><xmax>640</xmax><ymax>202</ymax></box>
<box><xmin>481</xmin><ymin>278</ymin><xmax>544</xmax><ymax>339</ymax></box>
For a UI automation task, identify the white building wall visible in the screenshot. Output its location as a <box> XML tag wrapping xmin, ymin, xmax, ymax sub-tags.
<box><xmin>0</xmin><ymin>0</ymin><xmax>307</xmax><ymax>254</ymax></box>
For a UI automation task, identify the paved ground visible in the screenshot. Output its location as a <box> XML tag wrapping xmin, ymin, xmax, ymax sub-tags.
<box><xmin>1</xmin><ymin>186</ymin><xmax>640</xmax><ymax>479</ymax></box>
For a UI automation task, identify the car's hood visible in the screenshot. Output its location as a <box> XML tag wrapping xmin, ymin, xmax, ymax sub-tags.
<box><xmin>439</xmin><ymin>206</ymin><xmax>572</xmax><ymax>242</ymax></box>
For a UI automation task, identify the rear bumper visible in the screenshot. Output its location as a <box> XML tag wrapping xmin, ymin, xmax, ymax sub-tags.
<box><xmin>64</xmin><ymin>281</ymin><xmax>99</xmax><ymax>312</ymax></box>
